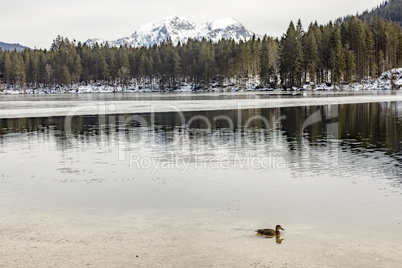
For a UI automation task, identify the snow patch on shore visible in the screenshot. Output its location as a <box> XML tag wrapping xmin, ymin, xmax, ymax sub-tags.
<box><xmin>1</xmin><ymin>68</ymin><xmax>401</xmax><ymax>95</ymax></box>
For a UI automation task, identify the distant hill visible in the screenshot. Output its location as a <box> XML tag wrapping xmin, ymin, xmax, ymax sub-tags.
<box><xmin>337</xmin><ymin>0</ymin><xmax>402</xmax><ymax>25</ymax></box>
<box><xmin>0</xmin><ymin>41</ymin><xmax>30</xmax><ymax>52</ymax></box>
<box><xmin>359</xmin><ymin>0</ymin><xmax>402</xmax><ymax>24</ymax></box>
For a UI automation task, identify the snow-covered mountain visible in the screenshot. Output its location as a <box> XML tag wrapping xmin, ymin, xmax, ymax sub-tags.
<box><xmin>85</xmin><ymin>16</ymin><xmax>256</xmax><ymax>48</ymax></box>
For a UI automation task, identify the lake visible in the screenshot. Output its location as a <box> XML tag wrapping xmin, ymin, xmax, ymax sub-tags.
<box><xmin>0</xmin><ymin>92</ymin><xmax>402</xmax><ymax>267</ymax></box>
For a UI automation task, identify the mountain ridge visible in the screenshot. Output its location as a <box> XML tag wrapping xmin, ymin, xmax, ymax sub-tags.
<box><xmin>85</xmin><ymin>16</ymin><xmax>256</xmax><ymax>48</ymax></box>
<box><xmin>337</xmin><ymin>0</ymin><xmax>402</xmax><ymax>25</ymax></box>
<box><xmin>0</xmin><ymin>41</ymin><xmax>30</xmax><ymax>52</ymax></box>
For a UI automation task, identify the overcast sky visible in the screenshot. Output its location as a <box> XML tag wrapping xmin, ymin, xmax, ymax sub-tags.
<box><xmin>0</xmin><ymin>0</ymin><xmax>382</xmax><ymax>49</ymax></box>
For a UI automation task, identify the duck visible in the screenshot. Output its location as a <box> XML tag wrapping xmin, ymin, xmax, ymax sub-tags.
<box><xmin>256</xmin><ymin>225</ymin><xmax>284</xmax><ymax>236</ymax></box>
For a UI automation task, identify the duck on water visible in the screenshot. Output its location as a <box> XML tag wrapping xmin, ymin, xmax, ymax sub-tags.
<box><xmin>256</xmin><ymin>225</ymin><xmax>284</xmax><ymax>236</ymax></box>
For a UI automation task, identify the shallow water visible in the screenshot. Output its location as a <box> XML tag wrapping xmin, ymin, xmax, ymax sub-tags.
<box><xmin>1</xmin><ymin>93</ymin><xmax>402</xmax><ymax>267</ymax></box>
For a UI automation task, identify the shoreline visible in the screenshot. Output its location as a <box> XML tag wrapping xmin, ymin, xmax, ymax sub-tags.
<box><xmin>1</xmin><ymin>207</ymin><xmax>401</xmax><ymax>268</ymax></box>
<box><xmin>1</xmin><ymin>67</ymin><xmax>401</xmax><ymax>95</ymax></box>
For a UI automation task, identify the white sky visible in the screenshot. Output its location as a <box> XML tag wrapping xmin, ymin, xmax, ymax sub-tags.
<box><xmin>0</xmin><ymin>0</ymin><xmax>383</xmax><ymax>49</ymax></box>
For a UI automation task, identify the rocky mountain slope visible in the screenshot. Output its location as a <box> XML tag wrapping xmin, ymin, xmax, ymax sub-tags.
<box><xmin>85</xmin><ymin>16</ymin><xmax>256</xmax><ymax>48</ymax></box>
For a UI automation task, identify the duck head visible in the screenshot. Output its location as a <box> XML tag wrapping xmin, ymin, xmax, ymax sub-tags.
<box><xmin>275</xmin><ymin>225</ymin><xmax>285</xmax><ymax>235</ymax></box>
<box><xmin>275</xmin><ymin>225</ymin><xmax>284</xmax><ymax>232</ymax></box>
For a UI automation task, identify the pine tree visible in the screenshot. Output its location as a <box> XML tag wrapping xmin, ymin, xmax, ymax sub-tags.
<box><xmin>38</xmin><ymin>53</ymin><xmax>48</xmax><ymax>85</ymax></box>
<box><xmin>71</xmin><ymin>54</ymin><xmax>83</xmax><ymax>83</ymax></box>
<box><xmin>259</xmin><ymin>37</ymin><xmax>271</xmax><ymax>86</ymax></box>
<box><xmin>333</xmin><ymin>28</ymin><xmax>345</xmax><ymax>84</ymax></box>
<box><xmin>334</xmin><ymin>39</ymin><xmax>346</xmax><ymax>84</ymax></box>
<box><xmin>280</xmin><ymin>21</ymin><xmax>303</xmax><ymax>87</ymax></box>
<box><xmin>303</xmin><ymin>24</ymin><xmax>319</xmax><ymax>83</ymax></box>
<box><xmin>2</xmin><ymin>51</ymin><xmax>12</xmax><ymax>84</ymax></box>
<box><xmin>60</xmin><ymin>65</ymin><xmax>71</xmax><ymax>86</ymax></box>
<box><xmin>117</xmin><ymin>66</ymin><xmax>129</xmax><ymax>88</ymax></box>
<box><xmin>44</xmin><ymin>64</ymin><xmax>53</xmax><ymax>86</ymax></box>
<box><xmin>28</xmin><ymin>52</ymin><xmax>40</xmax><ymax>85</ymax></box>
<box><xmin>11</xmin><ymin>52</ymin><xmax>26</xmax><ymax>87</ymax></box>
<box><xmin>345</xmin><ymin>49</ymin><xmax>356</xmax><ymax>83</ymax></box>
<box><xmin>312</xmin><ymin>22</ymin><xmax>324</xmax><ymax>83</ymax></box>
<box><xmin>168</xmin><ymin>49</ymin><xmax>182</xmax><ymax>89</ymax></box>
<box><xmin>348</xmin><ymin>17</ymin><xmax>368</xmax><ymax>80</ymax></box>
<box><xmin>259</xmin><ymin>36</ymin><xmax>279</xmax><ymax>87</ymax></box>
<box><xmin>0</xmin><ymin>48</ymin><xmax>3</xmax><ymax>87</ymax></box>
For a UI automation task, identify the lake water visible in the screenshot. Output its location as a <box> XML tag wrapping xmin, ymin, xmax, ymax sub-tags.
<box><xmin>1</xmin><ymin>92</ymin><xmax>402</xmax><ymax>267</ymax></box>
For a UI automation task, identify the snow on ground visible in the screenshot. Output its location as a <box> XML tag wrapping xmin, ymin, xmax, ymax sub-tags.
<box><xmin>372</xmin><ymin>67</ymin><xmax>402</xmax><ymax>89</ymax></box>
<box><xmin>1</xmin><ymin>69</ymin><xmax>401</xmax><ymax>95</ymax></box>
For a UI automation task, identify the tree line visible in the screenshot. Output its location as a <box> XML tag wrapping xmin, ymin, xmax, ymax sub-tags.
<box><xmin>338</xmin><ymin>0</ymin><xmax>402</xmax><ymax>27</ymax></box>
<box><xmin>0</xmin><ymin>16</ymin><xmax>401</xmax><ymax>90</ymax></box>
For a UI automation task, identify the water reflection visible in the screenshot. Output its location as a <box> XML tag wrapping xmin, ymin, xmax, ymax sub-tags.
<box><xmin>275</xmin><ymin>236</ymin><xmax>284</xmax><ymax>244</ymax></box>
<box><xmin>1</xmin><ymin>102</ymin><xmax>401</xmax><ymax>156</ymax></box>
<box><xmin>256</xmin><ymin>234</ymin><xmax>284</xmax><ymax>244</ymax></box>
<box><xmin>0</xmin><ymin>102</ymin><xmax>401</xmax><ymax>192</ymax></box>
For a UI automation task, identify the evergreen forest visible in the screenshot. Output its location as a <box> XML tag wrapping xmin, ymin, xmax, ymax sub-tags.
<box><xmin>0</xmin><ymin>16</ymin><xmax>401</xmax><ymax>90</ymax></box>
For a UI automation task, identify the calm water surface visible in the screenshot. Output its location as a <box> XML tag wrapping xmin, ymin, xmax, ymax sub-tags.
<box><xmin>0</xmin><ymin>93</ymin><xmax>402</xmax><ymax>267</ymax></box>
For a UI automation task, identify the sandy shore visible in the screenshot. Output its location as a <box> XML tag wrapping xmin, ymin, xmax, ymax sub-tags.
<box><xmin>1</xmin><ymin>208</ymin><xmax>401</xmax><ymax>268</ymax></box>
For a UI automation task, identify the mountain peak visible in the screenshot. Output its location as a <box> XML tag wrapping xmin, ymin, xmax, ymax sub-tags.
<box><xmin>205</xmin><ymin>17</ymin><xmax>241</xmax><ymax>30</ymax></box>
<box><xmin>162</xmin><ymin>15</ymin><xmax>197</xmax><ymax>31</ymax></box>
<box><xmin>163</xmin><ymin>15</ymin><xmax>190</xmax><ymax>23</ymax></box>
<box><xmin>85</xmin><ymin>16</ymin><xmax>255</xmax><ymax>48</ymax></box>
